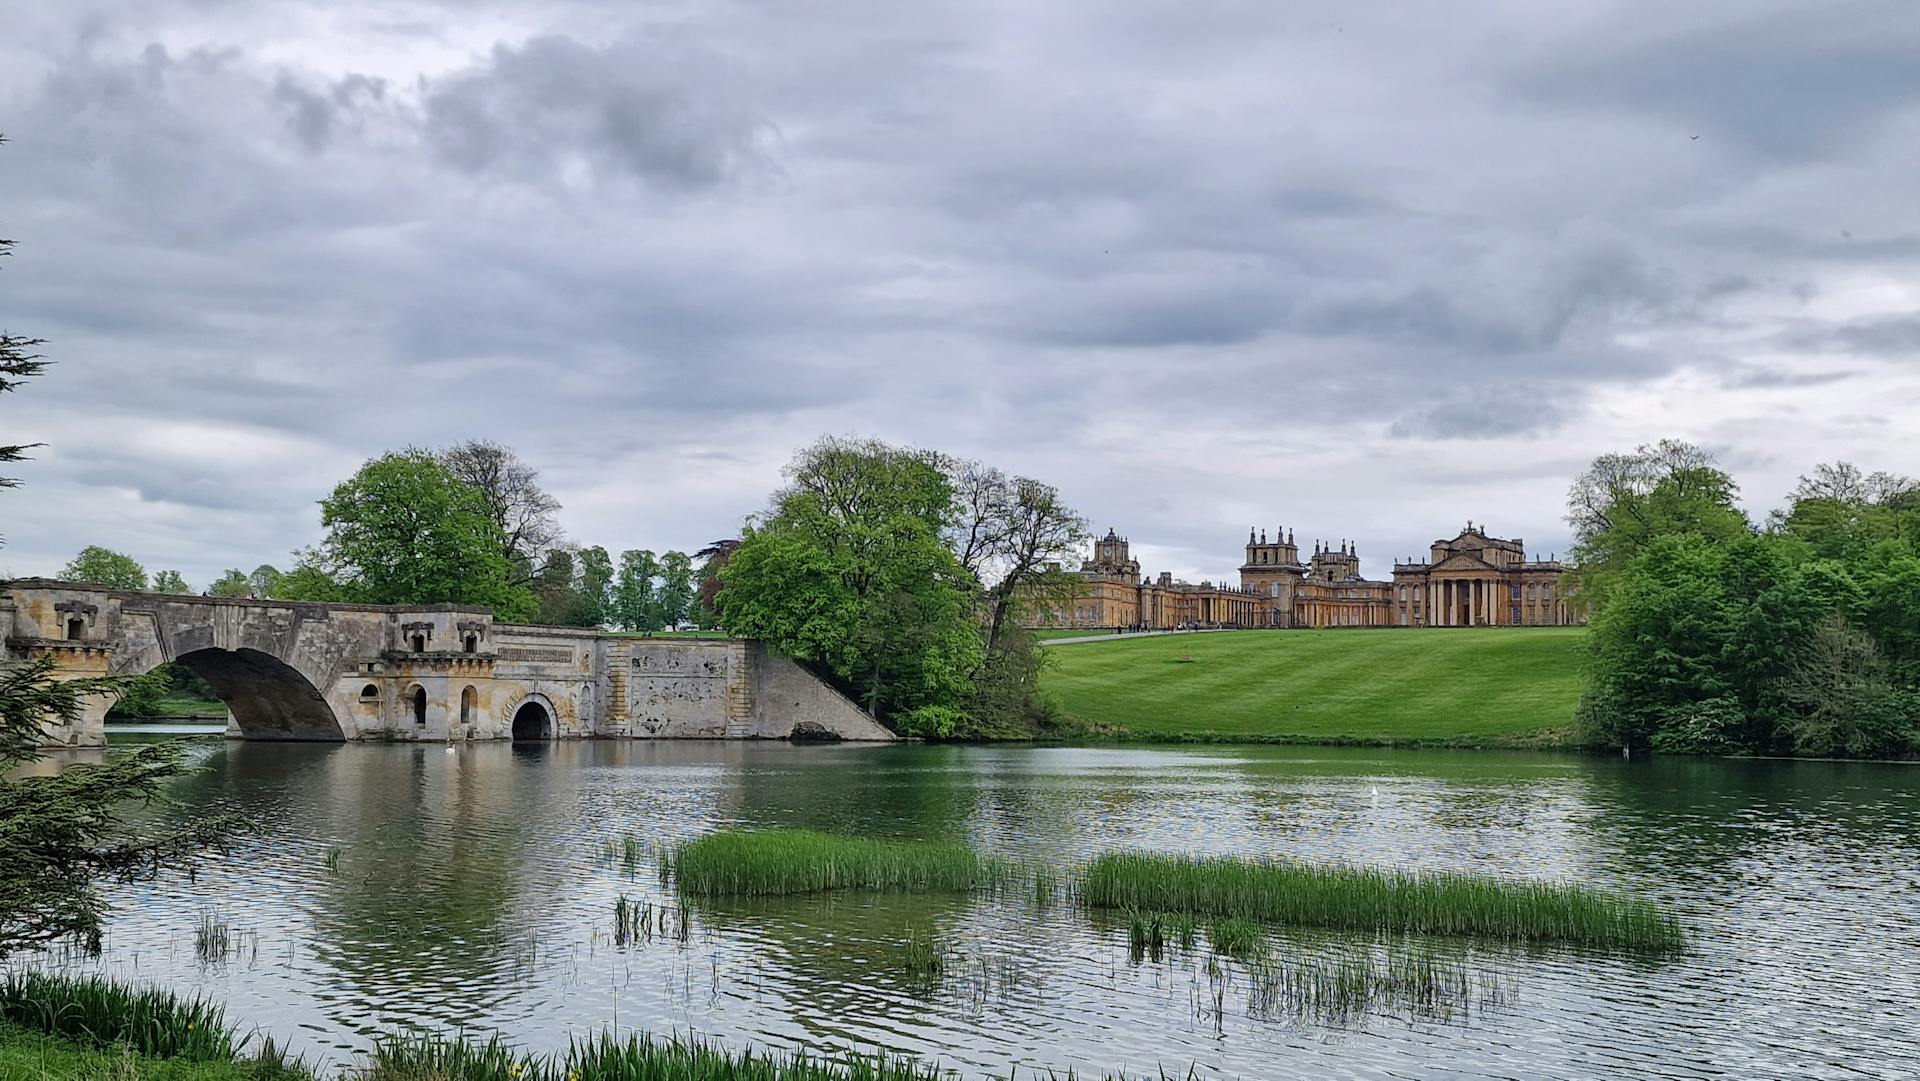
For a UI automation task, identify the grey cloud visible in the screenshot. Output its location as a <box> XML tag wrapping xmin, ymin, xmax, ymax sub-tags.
<box><xmin>1508</xmin><ymin>1</ymin><xmax>1920</xmax><ymax>159</ymax></box>
<box><xmin>420</xmin><ymin>34</ymin><xmax>771</xmax><ymax>189</ymax></box>
<box><xmin>1389</xmin><ymin>388</ymin><xmax>1573</xmax><ymax>441</ymax></box>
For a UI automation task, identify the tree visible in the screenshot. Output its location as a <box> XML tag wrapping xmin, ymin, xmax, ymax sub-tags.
<box><xmin>300</xmin><ymin>450</ymin><xmax>536</xmax><ymax>620</ymax></box>
<box><xmin>248</xmin><ymin>564</ymin><xmax>284</xmax><ymax>599</ymax></box>
<box><xmin>1</xmin><ymin>134</ymin><xmax>240</xmax><ymax>955</ymax></box>
<box><xmin>718</xmin><ymin>437</ymin><xmax>980</xmax><ymax>727</ymax></box>
<box><xmin>150</xmin><ymin>570</ymin><xmax>191</xmax><ymax>594</ymax></box>
<box><xmin>658</xmin><ymin>550</ymin><xmax>696</xmax><ymax>629</ymax></box>
<box><xmin>948</xmin><ymin>462</ymin><xmax>1087</xmax><ymax>658</ymax></box>
<box><xmin>439</xmin><ymin>440</ymin><xmax>563</xmax><ymax>585</ymax></box>
<box><xmin>693</xmin><ymin>539</ymin><xmax>740</xmax><ymax>628</ymax></box>
<box><xmin>575</xmin><ymin>545</ymin><xmax>614</xmax><ymax>627</ymax></box>
<box><xmin>1777</xmin><ymin>615</ymin><xmax>1915</xmax><ymax>759</ymax></box>
<box><xmin>1565</xmin><ymin>440</ymin><xmax>1748</xmax><ymax>610</ymax></box>
<box><xmin>208</xmin><ymin>569</ymin><xmax>253</xmax><ymax>597</ymax></box>
<box><xmin>1792</xmin><ymin>462</ymin><xmax>1916</xmax><ymax>506</ymax></box>
<box><xmin>613</xmin><ymin>549</ymin><xmax>663</xmax><ymax>631</ymax></box>
<box><xmin>533</xmin><ymin>549</ymin><xmax>579</xmax><ymax>624</ymax></box>
<box><xmin>58</xmin><ymin>546</ymin><xmax>146</xmax><ymax>590</ymax></box>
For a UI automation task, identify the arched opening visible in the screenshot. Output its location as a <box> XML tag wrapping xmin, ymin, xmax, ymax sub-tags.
<box><xmin>459</xmin><ymin>685</ymin><xmax>477</xmax><ymax>729</ymax></box>
<box><xmin>511</xmin><ymin>701</ymin><xmax>552</xmax><ymax>741</ymax></box>
<box><xmin>66</xmin><ymin>618</ymin><xmax>85</xmax><ymax>640</ymax></box>
<box><xmin>359</xmin><ymin>683</ymin><xmax>379</xmax><ymax>701</ymax></box>
<box><xmin>165</xmin><ymin>647</ymin><xmax>346</xmax><ymax>741</ymax></box>
<box><xmin>463</xmin><ymin>634</ymin><xmax>478</xmax><ymax>653</ymax></box>
<box><xmin>411</xmin><ymin>685</ymin><xmax>428</xmax><ymax>726</ymax></box>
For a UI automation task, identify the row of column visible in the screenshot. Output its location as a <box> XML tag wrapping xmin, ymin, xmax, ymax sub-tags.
<box><xmin>1425</xmin><ymin>578</ymin><xmax>1508</xmax><ymax>627</ymax></box>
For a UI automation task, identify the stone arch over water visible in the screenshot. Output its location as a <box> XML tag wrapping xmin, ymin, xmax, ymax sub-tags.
<box><xmin>510</xmin><ymin>697</ymin><xmax>553</xmax><ymax>741</ymax></box>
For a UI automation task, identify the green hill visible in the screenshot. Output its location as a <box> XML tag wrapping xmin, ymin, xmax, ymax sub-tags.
<box><xmin>1040</xmin><ymin>627</ymin><xmax>1589</xmax><ymax>747</ymax></box>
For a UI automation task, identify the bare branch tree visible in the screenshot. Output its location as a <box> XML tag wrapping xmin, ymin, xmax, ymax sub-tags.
<box><xmin>439</xmin><ymin>439</ymin><xmax>564</xmax><ymax>584</ymax></box>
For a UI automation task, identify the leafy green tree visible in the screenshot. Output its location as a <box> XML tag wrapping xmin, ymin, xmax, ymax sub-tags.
<box><xmin>613</xmin><ymin>549</ymin><xmax>663</xmax><ymax>631</ymax></box>
<box><xmin>1565</xmin><ymin>440</ymin><xmax>1749</xmax><ymax>610</ymax></box>
<box><xmin>58</xmin><ymin>546</ymin><xmax>146</xmax><ymax>590</ymax></box>
<box><xmin>533</xmin><ymin>549</ymin><xmax>579</xmax><ymax>624</ymax></box>
<box><xmin>575</xmin><ymin>545</ymin><xmax>614</xmax><ymax>626</ymax></box>
<box><xmin>149</xmin><ymin>570</ymin><xmax>190</xmax><ymax>594</ymax></box>
<box><xmin>208</xmin><ymin>569</ymin><xmax>252</xmax><ymax>597</ymax></box>
<box><xmin>273</xmin><ymin>563</ymin><xmax>348</xmax><ymax>602</ymax></box>
<box><xmin>719</xmin><ymin>437</ymin><xmax>980</xmax><ymax>727</ymax></box>
<box><xmin>1777</xmin><ymin>616</ymin><xmax>1915</xmax><ymax>758</ymax></box>
<box><xmin>299</xmin><ymin>450</ymin><xmax>536</xmax><ymax>620</ymax></box>
<box><xmin>248</xmin><ymin>564</ymin><xmax>284</xmax><ymax>599</ymax></box>
<box><xmin>658</xmin><ymin>550</ymin><xmax>696</xmax><ymax>629</ymax></box>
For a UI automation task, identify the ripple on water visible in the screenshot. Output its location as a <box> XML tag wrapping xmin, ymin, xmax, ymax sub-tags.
<box><xmin>24</xmin><ymin>740</ymin><xmax>1920</xmax><ymax>1080</ymax></box>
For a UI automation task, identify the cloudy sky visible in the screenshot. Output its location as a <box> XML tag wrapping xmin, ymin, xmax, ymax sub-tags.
<box><xmin>3</xmin><ymin>0</ymin><xmax>1917</xmax><ymax>588</ymax></box>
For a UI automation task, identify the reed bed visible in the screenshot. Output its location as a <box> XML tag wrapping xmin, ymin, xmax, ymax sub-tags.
<box><xmin>0</xmin><ymin>971</ymin><xmax>237</xmax><ymax>1061</ymax></box>
<box><xmin>1241</xmin><ymin>946</ymin><xmax>1507</xmax><ymax>1025</ymax></box>
<box><xmin>1084</xmin><ymin>852</ymin><xmax>1683</xmax><ymax>950</ymax></box>
<box><xmin>363</xmin><ymin>1031</ymin><xmax>953</xmax><ymax>1080</ymax></box>
<box><xmin>668</xmin><ymin>829</ymin><xmax>1007</xmax><ymax>896</ymax></box>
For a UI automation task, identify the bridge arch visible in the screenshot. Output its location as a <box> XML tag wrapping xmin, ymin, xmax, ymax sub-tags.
<box><xmin>137</xmin><ymin>647</ymin><xmax>345</xmax><ymax>741</ymax></box>
<box><xmin>508</xmin><ymin>694</ymin><xmax>555</xmax><ymax>741</ymax></box>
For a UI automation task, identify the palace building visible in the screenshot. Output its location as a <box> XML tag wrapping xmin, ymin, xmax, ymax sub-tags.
<box><xmin>1030</xmin><ymin>523</ymin><xmax>1578</xmax><ymax>631</ymax></box>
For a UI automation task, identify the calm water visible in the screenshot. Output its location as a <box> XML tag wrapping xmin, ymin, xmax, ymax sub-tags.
<box><xmin>24</xmin><ymin>740</ymin><xmax>1920</xmax><ymax>1079</ymax></box>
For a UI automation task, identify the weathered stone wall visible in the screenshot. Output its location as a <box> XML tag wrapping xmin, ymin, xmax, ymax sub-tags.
<box><xmin>3</xmin><ymin>581</ymin><xmax>899</xmax><ymax>746</ymax></box>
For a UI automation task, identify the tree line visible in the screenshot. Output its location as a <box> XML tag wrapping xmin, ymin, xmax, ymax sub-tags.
<box><xmin>52</xmin><ymin>443</ymin><xmax>713</xmax><ymax>633</ymax></box>
<box><xmin>1570</xmin><ymin>442</ymin><xmax>1920</xmax><ymax>758</ymax></box>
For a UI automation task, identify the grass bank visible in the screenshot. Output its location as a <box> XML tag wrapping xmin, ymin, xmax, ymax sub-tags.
<box><xmin>1084</xmin><ymin>852</ymin><xmax>1682</xmax><ymax>951</ymax></box>
<box><xmin>0</xmin><ymin>973</ymin><xmax>309</xmax><ymax>1080</ymax></box>
<box><xmin>1042</xmin><ymin>627</ymin><xmax>1588</xmax><ymax>747</ymax></box>
<box><xmin>670</xmin><ymin>829</ymin><xmax>1007</xmax><ymax>896</ymax></box>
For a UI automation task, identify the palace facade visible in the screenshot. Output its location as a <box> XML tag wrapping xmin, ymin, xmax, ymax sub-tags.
<box><xmin>1030</xmin><ymin>523</ymin><xmax>1578</xmax><ymax>631</ymax></box>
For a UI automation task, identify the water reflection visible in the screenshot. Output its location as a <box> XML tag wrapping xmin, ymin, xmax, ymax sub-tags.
<box><xmin>19</xmin><ymin>741</ymin><xmax>1918</xmax><ymax>1079</ymax></box>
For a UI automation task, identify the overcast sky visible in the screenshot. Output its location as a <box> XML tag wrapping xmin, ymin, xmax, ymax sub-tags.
<box><xmin>3</xmin><ymin>1</ymin><xmax>1918</xmax><ymax>588</ymax></box>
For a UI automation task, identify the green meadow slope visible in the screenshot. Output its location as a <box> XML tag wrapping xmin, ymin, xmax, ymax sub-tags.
<box><xmin>1041</xmin><ymin>627</ymin><xmax>1589</xmax><ymax>747</ymax></box>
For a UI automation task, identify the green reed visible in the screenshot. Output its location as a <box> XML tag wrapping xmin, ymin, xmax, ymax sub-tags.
<box><xmin>363</xmin><ymin>1031</ymin><xmax>953</xmax><ymax>1080</ymax></box>
<box><xmin>901</xmin><ymin>929</ymin><xmax>945</xmax><ymax>978</ymax></box>
<box><xmin>669</xmin><ymin>829</ymin><xmax>1008</xmax><ymax>896</ymax></box>
<box><xmin>0</xmin><ymin>971</ymin><xmax>237</xmax><ymax>1062</ymax></box>
<box><xmin>194</xmin><ymin>913</ymin><xmax>232</xmax><ymax>963</ymax></box>
<box><xmin>1241</xmin><ymin>945</ymin><xmax>1506</xmax><ymax>1025</ymax></box>
<box><xmin>1206</xmin><ymin>917</ymin><xmax>1263</xmax><ymax>961</ymax></box>
<box><xmin>323</xmin><ymin>847</ymin><xmax>343</xmax><ymax>873</ymax></box>
<box><xmin>1083</xmin><ymin>852</ymin><xmax>1683</xmax><ymax>950</ymax></box>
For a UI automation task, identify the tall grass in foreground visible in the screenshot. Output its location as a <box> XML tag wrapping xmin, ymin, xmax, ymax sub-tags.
<box><xmin>364</xmin><ymin>1031</ymin><xmax>1181</xmax><ymax>1080</ymax></box>
<box><xmin>1084</xmin><ymin>853</ymin><xmax>1683</xmax><ymax>950</ymax></box>
<box><xmin>669</xmin><ymin>829</ymin><xmax>1007</xmax><ymax>896</ymax></box>
<box><xmin>1240</xmin><ymin>946</ymin><xmax>1509</xmax><ymax>1025</ymax></box>
<box><xmin>0</xmin><ymin>971</ymin><xmax>237</xmax><ymax>1061</ymax></box>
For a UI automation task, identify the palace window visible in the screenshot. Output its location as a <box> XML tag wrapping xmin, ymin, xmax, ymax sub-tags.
<box><xmin>464</xmin><ymin>634</ymin><xmax>478</xmax><ymax>653</ymax></box>
<box><xmin>67</xmin><ymin>618</ymin><xmax>85</xmax><ymax>640</ymax></box>
<box><xmin>410</xmin><ymin>634</ymin><xmax>426</xmax><ymax>652</ymax></box>
<box><xmin>1511</xmin><ymin>606</ymin><xmax>1521</xmax><ymax>625</ymax></box>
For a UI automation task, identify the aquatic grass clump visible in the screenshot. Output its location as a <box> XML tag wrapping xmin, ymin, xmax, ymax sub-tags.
<box><xmin>611</xmin><ymin>896</ymin><xmax>691</xmax><ymax>946</ymax></box>
<box><xmin>901</xmin><ymin>929</ymin><xmax>945</xmax><ymax>979</ymax></box>
<box><xmin>366</xmin><ymin>1030</ymin><xmax>538</xmax><ymax>1081</ymax></box>
<box><xmin>363</xmin><ymin>1030</ymin><xmax>954</xmax><ymax>1080</ymax></box>
<box><xmin>1205</xmin><ymin>916</ymin><xmax>1263</xmax><ymax>961</ymax></box>
<box><xmin>1083</xmin><ymin>852</ymin><xmax>1683</xmax><ymax>950</ymax></box>
<box><xmin>1242</xmin><ymin>945</ymin><xmax>1508</xmax><ymax>1025</ymax></box>
<box><xmin>669</xmin><ymin>829</ymin><xmax>1005</xmax><ymax>896</ymax></box>
<box><xmin>0</xmin><ymin>970</ymin><xmax>237</xmax><ymax>1061</ymax></box>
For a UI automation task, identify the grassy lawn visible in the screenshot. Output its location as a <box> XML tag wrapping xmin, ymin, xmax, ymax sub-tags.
<box><xmin>1033</xmin><ymin>628</ymin><xmax>1124</xmax><ymax>640</ymax></box>
<box><xmin>1042</xmin><ymin>627</ymin><xmax>1589</xmax><ymax>747</ymax></box>
<box><xmin>0</xmin><ymin>1026</ymin><xmax>302</xmax><ymax>1080</ymax></box>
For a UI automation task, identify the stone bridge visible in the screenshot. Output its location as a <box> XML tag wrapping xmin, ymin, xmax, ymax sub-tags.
<box><xmin>1</xmin><ymin>579</ymin><xmax>897</xmax><ymax>747</ymax></box>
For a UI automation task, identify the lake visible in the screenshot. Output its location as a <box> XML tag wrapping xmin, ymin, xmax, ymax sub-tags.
<box><xmin>29</xmin><ymin>739</ymin><xmax>1920</xmax><ymax>1079</ymax></box>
